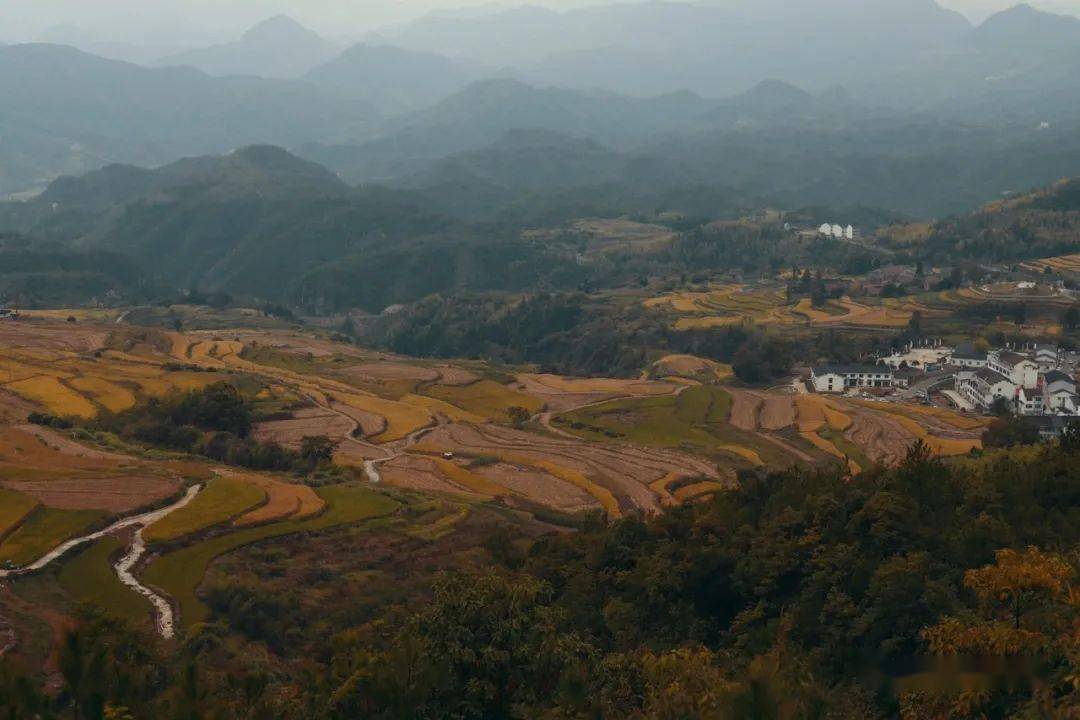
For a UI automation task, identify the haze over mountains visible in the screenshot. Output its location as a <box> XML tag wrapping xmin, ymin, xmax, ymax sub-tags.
<box><xmin>4</xmin><ymin>0</ymin><xmax>1080</xmax><ymax>218</ymax></box>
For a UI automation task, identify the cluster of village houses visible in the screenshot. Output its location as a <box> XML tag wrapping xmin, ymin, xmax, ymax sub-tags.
<box><xmin>810</xmin><ymin>342</ymin><xmax>1080</xmax><ymax>435</ymax></box>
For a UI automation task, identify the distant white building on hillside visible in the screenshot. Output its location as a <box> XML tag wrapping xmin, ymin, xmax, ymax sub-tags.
<box><xmin>817</xmin><ymin>223</ymin><xmax>857</xmax><ymax>240</ymax></box>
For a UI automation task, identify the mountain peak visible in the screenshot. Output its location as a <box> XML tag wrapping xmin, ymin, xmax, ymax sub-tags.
<box><xmin>241</xmin><ymin>15</ymin><xmax>320</xmax><ymax>44</ymax></box>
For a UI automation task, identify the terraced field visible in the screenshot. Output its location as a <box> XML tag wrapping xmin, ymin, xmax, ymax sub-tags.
<box><xmin>1020</xmin><ymin>254</ymin><xmax>1080</xmax><ymax>275</ymax></box>
<box><xmin>143</xmin><ymin>484</ymin><xmax>399</xmax><ymax>626</ymax></box>
<box><xmin>57</xmin><ymin>535</ymin><xmax>151</xmax><ymax>623</ymax></box>
<box><xmin>646</xmin><ymin>284</ymin><xmax>929</xmax><ymax>330</ymax></box>
<box><xmin>144</xmin><ymin>476</ymin><xmax>266</xmax><ymax>544</ymax></box>
<box><xmin>0</xmin><ymin>315</ymin><xmax>992</xmax><ymax>655</ymax></box>
<box><xmin>0</xmin><ymin>508</ymin><xmax>107</xmax><ymax>566</ymax></box>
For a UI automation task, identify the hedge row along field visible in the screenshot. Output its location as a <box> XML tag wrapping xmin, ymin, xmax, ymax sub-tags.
<box><xmin>143</xmin><ymin>485</ymin><xmax>399</xmax><ymax>626</ymax></box>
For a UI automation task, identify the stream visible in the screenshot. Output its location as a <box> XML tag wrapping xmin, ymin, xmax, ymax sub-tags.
<box><xmin>0</xmin><ymin>484</ymin><xmax>203</xmax><ymax>639</ymax></box>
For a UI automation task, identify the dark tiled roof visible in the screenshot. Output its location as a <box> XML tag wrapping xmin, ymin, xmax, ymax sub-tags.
<box><xmin>974</xmin><ymin>368</ymin><xmax>1011</xmax><ymax>384</ymax></box>
<box><xmin>998</xmin><ymin>351</ymin><xmax>1029</xmax><ymax>367</ymax></box>
<box><xmin>1044</xmin><ymin>370</ymin><xmax>1075</xmax><ymax>385</ymax></box>
<box><xmin>813</xmin><ymin>365</ymin><xmax>892</xmax><ymax>376</ymax></box>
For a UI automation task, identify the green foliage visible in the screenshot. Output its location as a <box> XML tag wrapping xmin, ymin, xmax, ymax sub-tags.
<box><xmin>58</xmin><ymin>537</ymin><xmax>152</xmax><ymax>624</ymax></box>
<box><xmin>90</xmin><ymin>382</ymin><xmax>340</xmax><ymax>476</ymax></box>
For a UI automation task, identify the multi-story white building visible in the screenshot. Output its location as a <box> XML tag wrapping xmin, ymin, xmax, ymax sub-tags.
<box><xmin>1017</xmin><ymin>386</ymin><xmax>1046</xmax><ymax>416</ymax></box>
<box><xmin>1045</xmin><ymin>371</ymin><xmax>1079</xmax><ymax>414</ymax></box>
<box><xmin>986</xmin><ymin>350</ymin><xmax>1040</xmax><ymax>389</ymax></box>
<box><xmin>1034</xmin><ymin>344</ymin><xmax>1062</xmax><ymax>371</ymax></box>
<box><xmin>956</xmin><ymin>368</ymin><xmax>1017</xmax><ymax>411</ymax></box>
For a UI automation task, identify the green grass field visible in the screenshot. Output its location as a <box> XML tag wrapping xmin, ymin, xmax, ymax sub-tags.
<box><xmin>0</xmin><ymin>508</ymin><xmax>107</xmax><ymax>567</ymax></box>
<box><xmin>143</xmin><ymin>485</ymin><xmax>399</xmax><ymax>626</ymax></box>
<box><xmin>144</xmin><ymin>476</ymin><xmax>266</xmax><ymax>544</ymax></box>
<box><xmin>0</xmin><ymin>488</ymin><xmax>40</xmax><ymax>540</ymax></box>
<box><xmin>424</xmin><ymin>380</ymin><xmax>544</xmax><ymax>422</ymax></box>
<box><xmin>557</xmin><ymin>386</ymin><xmax>793</xmax><ymax>467</ymax></box>
<box><xmin>818</xmin><ymin>427</ymin><xmax>872</xmax><ymax>471</ymax></box>
<box><xmin>57</xmin><ymin>536</ymin><xmax>151</xmax><ymax>623</ymax></box>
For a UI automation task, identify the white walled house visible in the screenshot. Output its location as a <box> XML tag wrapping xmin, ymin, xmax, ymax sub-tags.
<box><xmin>1034</xmin><ymin>344</ymin><xmax>1061</xmax><ymax>371</ymax></box>
<box><xmin>947</xmin><ymin>346</ymin><xmax>988</xmax><ymax>368</ymax></box>
<box><xmin>811</xmin><ymin>365</ymin><xmax>895</xmax><ymax>393</ymax></box>
<box><xmin>956</xmin><ymin>368</ymin><xmax>1017</xmax><ymax>411</ymax></box>
<box><xmin>1017</xmin><ymin>387</ymin><xmax>1046</xmax><ymax>416</ymax></box>
<box><xmin>1045</xmin><ymin>371</ymin><xmax>1080</xmax><ymax>414</ymax></box>
<box><xmin>987</xmin><ymin>350</ymin><xmax>1039</xmax><ymax>389</ymax></box>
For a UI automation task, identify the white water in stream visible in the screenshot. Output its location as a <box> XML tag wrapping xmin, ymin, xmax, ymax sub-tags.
<box><xmin>0</xmin><ymin>484</ymin><xmax>203</xmax><ymax>638</ymax></box>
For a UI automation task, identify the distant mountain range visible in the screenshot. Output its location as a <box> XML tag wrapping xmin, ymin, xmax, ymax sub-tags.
<box><xmin>158</xmin><ymin>16</ymin><xmax>339</xmax><ymax>79</ymax></box>
<box><xmin>0</xmin><ymin>43</ymin><xmax>378</xmax><ymax>197</ymax></box>
<box><xmin>4</xmin><ymin>1</ymin><xmax>1080</xmax><ymax>206</ymax></box>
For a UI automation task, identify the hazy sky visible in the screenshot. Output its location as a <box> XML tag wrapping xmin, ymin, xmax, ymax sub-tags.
<box><xmin>4</xmin><ymin>0</ymin><xmax>1080</xmax><ymax>44</ymax></box>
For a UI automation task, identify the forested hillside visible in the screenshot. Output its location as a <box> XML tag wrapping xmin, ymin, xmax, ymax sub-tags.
<box><xmin>3</xmin><ymin>439</ymin><xmax>1079</xmax><ymax>717</ymax></box>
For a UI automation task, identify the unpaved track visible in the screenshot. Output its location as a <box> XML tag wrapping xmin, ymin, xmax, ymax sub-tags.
<box><xmin>113</xmin><ymin>487</ymin><xmax>201</xmax><ymax>640</ymax></box>
<box><xmin>0</xmin><ymin>485</ymin><xmax>202</xmax><ymax>580</ymax></box>
<box><xmin>0</xmin><ymin>485</ymin><xmax>203</xmax><ymax>642</ymax></box>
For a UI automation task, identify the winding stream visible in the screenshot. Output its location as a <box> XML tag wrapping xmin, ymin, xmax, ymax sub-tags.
<box><xmin>0</xmin><ymin>484</ymin><xmax>203</xmax><ymax>639</ymax></box>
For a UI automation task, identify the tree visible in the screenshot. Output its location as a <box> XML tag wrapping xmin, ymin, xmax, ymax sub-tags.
<box><xmin>1012</xmin><ymin>302</ymin><xmax>1028</xmax><ymax>326</ymax></box>
<box><xmin>924</xmin><ymin>547</ymin><xmax>1073</xmax><ymax>654</ymax></box>
<box><xmin>300</xmin><ymin>435</ymin><xmax>337</xmax><ymax>467</ymax></box>
<box><xmin>1061</xmin><ymin>420</ymin><xmax>1080</xmax><ymax>454</ymax></box>
<box><xmin>507</xmin><ymin>406</ymin><xmax>532</xmax><ymax>428</ymax></box>
<box><xmin>907</xmin><ymin>309</ymin><xmax>923</xmax><ymax>338</ymax></box>
<box><xmin>982</xmin><ymin>413</ymin><xmax>1039</xmax><ymax>448</ymax></box>
<box><xmin>1064</xmin><ymin>304</ymin><xmax>1080</xmax><ymax>331</ymax></box>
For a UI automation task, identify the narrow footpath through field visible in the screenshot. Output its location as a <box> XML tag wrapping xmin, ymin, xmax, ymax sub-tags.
<box><xmin>0</xmin><ymin>484</ymin><xmax>203</xmax><ymax>640</ymax></box>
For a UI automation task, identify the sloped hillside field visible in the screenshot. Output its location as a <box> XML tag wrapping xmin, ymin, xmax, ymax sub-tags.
<box><xmin>0</xmin><ymin>315</ymin><xmax>986</xmax><ymax>689</ymax></box>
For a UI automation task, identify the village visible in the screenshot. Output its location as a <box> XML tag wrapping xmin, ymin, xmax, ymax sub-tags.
<box><xmin>809</xmin><ymin>340</ymin><xmax>1080</xmax><ymax>437</ymax></box>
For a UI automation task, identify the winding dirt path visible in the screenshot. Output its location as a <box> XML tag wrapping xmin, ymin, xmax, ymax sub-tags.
<box><xmin>0</xmin><ymin>485</ymin><xmax>203</xmax><ymax>643</ymax></box>
<box><xmin>112</xmin><ymin>485</ymin><xmax>202</xmax><ymax>639</ymax></box>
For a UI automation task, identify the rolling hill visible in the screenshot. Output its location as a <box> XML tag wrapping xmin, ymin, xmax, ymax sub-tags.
<box><xmin>304</xmin><ymin>43</ymin><xmax>478</xmax><ymax>115</ymax></box>
<box><xmin>0</xmin><ymin>43</ymin><xmax>376</xmax><ymax>198</ymax></box>
<box><xmin>158</xmin><ymin>16</ymin><xmax>339</xmax><ymax>79</ymax></box>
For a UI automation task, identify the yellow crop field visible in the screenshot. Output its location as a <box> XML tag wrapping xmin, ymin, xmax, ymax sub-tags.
<box><xmin>495</xmin><ymin>451</ymin><xmax>620</xmax><ymax>517</ymax></box>
<box><xmin>424</xmin><ymin>381</ymin><xmax>544</xmax><ymax>422</ymax></box>
<box><xmin>67</xmin><ymin>377</ymin><xmax>137</xmax><ymax>413</ymax></box>
<box><xmin>434</xmin><ymin>459</ymin><xmax>508</xmax><ymax>497</ymax></box>
<box><xmin>232</xmin><ymin>473</ymin><xmax>325</xmax><ymax>526</ymax></box>
<box><xmin>795</xmin><ymin>396</ymin><xmax>827</xmax><ymax>432</ymax></box>
<box><xmin>0</xmin><ymin>488</ymin><xmax>39</xmax><ymax>539</ymax></box>
<box><xmin>145</xmin><ymin>476</ymin><xmax>266</xmax><ymax>543</ymax></box>
<box><xmin>822</xmin><ymin>403</ymin><xmax>853</xmax><ymax>432</ymax></box>
<box><xmin>793</xmin><ymin>298</ymin><xmax>839</xmax><ymax>323</ymax></box>
<box><xmin>851</xmin><ymin>401</ymin><xmax>981</xmax><ymax>457</ymax></box>
<box><xmin>4</xmin><ymin>376</ymin><xmax>97</xmax><ymax>418</ymax></box>
<box><xmin>648</xmin><ymin>472</ymin><xmax>679</xmax><ymax>500</ymax></box>
<box><xmin>0</xmin><ymin>508</ymin><xmax>106</xmax><ymax>567</ymax></box>
<box><xmin>717</xmin><ymin>444</ymin><xmax>764</xmax><ymax>466</ymax></box>
<box><xmin>896</xmin><ymin>404</ymin><xmax>990</xmax><ymax>431</ymax></box>
<box><xmin>131</xmin><ymin>372</ymin><xmax>224</xmax><ymax>397</ymax></box>
<box><xmin>673</xmin><ymin>481</ymin><xmax>727</xmax><ymax>502</ymax></box>
<box><xmin>674</xmin><ymin>316</ymin><xmax>747</xmax><ymax>330</ymax></box>
<box><xmin>335</xmin><ymin>391</ymin><xmax>434</xmax><ymax>442</ymax></box>
<box><xmin>653</xmin><ymin>354</ymin><xmax>734</xmax><ymax>382</ymax></box>
<box><xmin>405</xmin><ymin>394</ymin><xmax>487</xmax><ymax>424</ymax></box>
